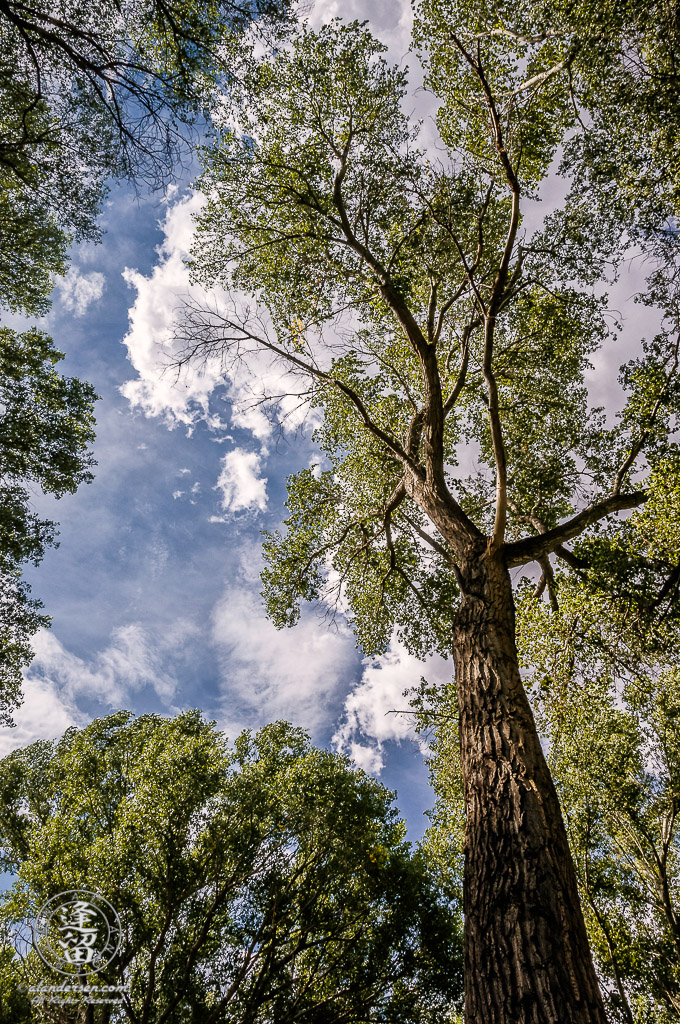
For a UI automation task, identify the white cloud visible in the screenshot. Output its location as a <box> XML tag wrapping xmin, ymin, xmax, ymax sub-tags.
<box><xmin>214</xmin><ymin>448</ymin><xmax>268</xmax><ymax>513</ymax></box>
<box><xmin>120</xmin><ymin>191</ymin><xmax>320</xmax><ymax>448</ymax></box>
<box><xmin>0</xmin><ymin>674</ymin><xmax>84</xmax><ymax>757</ymax></box>
<box><xmin>56</xmin><ymin>267</ymin><xmax>105</xmax><ymax>316</ymax></box>
<box><xmin>211</xmin><ymin>584</ymin><xmax>359</xmax><ymax>736</ymax></box>
<box><xmin>308</xmin><ymin>0</ymin><xmax>412</xmax><ymax>56</ymax></box>
<box><xmin>333</xmin><ymin>637</ymin><xmax>452</xmax><ymax>773</ymax></box>
<box><xmin>120</xmin><ymin>191</ymin><xmax>229</xmax><ymax>431</ymax></box>
<box><xmin>0</xmin><ymin>623</ymin><xmax>196</xmax><ymax>756</ymax></box>
<box><xmin>345</xmin><ymin>742</ymin><xmax>386</xmax><ymax>774</ymax></box>
<box><xmin>27</xmin><ymin>624</ymin><xmax>180</xmax><ymax>708</ymax></box>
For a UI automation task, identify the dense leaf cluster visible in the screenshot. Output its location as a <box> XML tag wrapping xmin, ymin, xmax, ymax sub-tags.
<box><xmin>0</xmin><ymin>712</ymin><xmax>463</xmax><ymax>1023</ymax></box>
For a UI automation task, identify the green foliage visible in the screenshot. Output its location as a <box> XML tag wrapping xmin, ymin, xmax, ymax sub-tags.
<box><xmin>414</xmin><ymin>0</ymin><xmax>680</xmax><ymax>220</ymax></box>
<box><xmin>0</xmin><ymin>329</ymin><xmax>97</xmax><ymax>496</ymax></box>
<box><xmin>0</xmin><ymin>712</ymin><xmax>463</xmax><ymax>1023</ymax></box>
<box><xmin>0</xmin><ymin>0</ymin><xmax>292</xmax><ymax>317</ymax></box>
<box><xmin>0</xmin><ymin>942</ymin><xmax>31</xmax><ymax>1023</ymax></box>
<box><xmin>192</xmin><ymin>20</ymin><xmax>418</xmax><ymax>324</ymax></box>
<box><xmin>188</xmin><ymin>14</ymin><xmax>680</xmax><ymax>668</ymax></box>
<box><xmin>409</xmin><ymin>678</ymin><xmax>465</xmax><ymax>903</ymax></box>
<box><xmin>413</xmin><ymin>0</ymin><xmax>577</xmax><ymax>190</ymax></box>
<box><xmin>0</xmin><ymin>180</ymin><xmax>69</xmax><ymax>318</ymax></box>
<box><xmin>0</xmin><ymin>328</ymin><xmax>97</xmax><ymax>724</ymax></box>
<box><xmin>514</xmin><ymin>575</ymin><xmax>680</xmax><ymax>1021</ymax></box>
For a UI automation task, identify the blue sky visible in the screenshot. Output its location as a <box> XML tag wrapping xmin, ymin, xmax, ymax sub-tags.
<box><xmin>0</xmin><ymin>0</ymin><xmax>659</xmax><ymax>842</ymax></box>
<box><xmin>0</xmin><ymin>0</ymin><xmax>454</xmax><ymax>842</ymax></box>
<box><xmin>7</xmin><ymin>175</ymin><xmax>450</xmax><ymax>838</ymax></box>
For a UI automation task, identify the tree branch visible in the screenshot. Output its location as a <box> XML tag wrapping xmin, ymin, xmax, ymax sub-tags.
<box><xmin>612</xmin><ymin>335</ymin><xmax>680</xmax><ymax>495</ymax></box>
<box><xmin>450</xmin><ymin>38</ymin><xmax>521</xmax><ymax>549</ymax></box>
<box><xmin>503</xmin><ymin>59</ymin><xmax>570</xmax><ymax>97</ymax></box>
<box><xmin>175</xmin><ymin>303</ymin><xmax>419</xmax><ymax>472</ymax></box>
<box><xmin>505</xmin><ymin>492</ymin><xmax>647</xmax><ymax>567</ymax></box>
<box><xmin>399</xmin><ymin>510</ymin><xmax>453</xmax><ymax>564</ymax></box>
<box><xmin>443</xmin><ymin>320</ymin><xmax>476</xmax><ymax>416</ymax></box>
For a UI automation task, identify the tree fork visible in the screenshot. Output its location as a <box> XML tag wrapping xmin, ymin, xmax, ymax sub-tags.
<box><xmin>452</xmin><ymin>545</ymin><xmax>607</xmax><ymax>1023</ymax></box>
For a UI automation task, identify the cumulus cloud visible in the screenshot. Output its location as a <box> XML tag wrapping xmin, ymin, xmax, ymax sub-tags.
<box><xmin>119</xmin><ymin>187</ymin><xmax>315</xmax><ymax>559</ymax></box>
<box><xmin>333</xmin><ymin>637</ymin><xmax>453</xmax><ymax>773</ymax></box>
<box><xmin>120</xmin><ymin>185</ymin><xmax>329</xmax><ymax>445</ymax></box>
<box><xmin>211</xmin><ymin>584</ymin><xmax>359</xmax><ymax>737</ymax></box>
<box><xmin>213</xmin><ymin>448</ymin><xmax>268</xmax><ymax>514</ymax></box>
<box><xmin>56</xmin><ymin>267</ymin><xmax>105</xmax><ymax>315</ymax></box>
<box><xmin>344</xmin><ymin>742</ymin><xmax>386</xmax><ymax>774</ymax></box>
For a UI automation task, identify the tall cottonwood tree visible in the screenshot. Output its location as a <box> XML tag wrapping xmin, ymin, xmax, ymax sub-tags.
<box><xmin>180</xmin><ymin>13</ymin><xmax>680</xmax><ymax>1023</ymax></box>
<box><xmin>414</xmin><ymin>570</ymin><xmax>680</xmax><ymax>1022</ymax></box>
<box><xmin>517</xmin><ymin>580</ymin><xmax>680</xmax><ymax>1022</ymax></box>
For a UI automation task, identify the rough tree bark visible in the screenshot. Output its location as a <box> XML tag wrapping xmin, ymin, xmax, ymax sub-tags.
<box><xmin>452</xmin><ymin>540</ymin><xmax>608</xmax><ymax>1023</ymax></box>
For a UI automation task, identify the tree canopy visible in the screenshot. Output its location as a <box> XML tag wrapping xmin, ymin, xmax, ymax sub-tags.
<box><xmin>0</xmin><ymin>711</ymin><xmax>463</xmax><ymax>1023</ymax></box>
<box><xmin>183</xmin><ymin>16</ymin><xmax>679</xmax><ymax>660</ymax></box>
<box><xmin>0</xmin><ymin>0</ymin><xmax>292</xmax><ymax>317</ymax></box>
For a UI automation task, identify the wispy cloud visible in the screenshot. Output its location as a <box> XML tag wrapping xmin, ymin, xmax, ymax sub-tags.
<box><xmin>29</xmin><ymin>625</ymin><xmax>180</xmax><ymax>706</ymax></box>
<box><xmin>0</xmin><ymin>623</ymin><xmax>192</xmax><ymax>756</ymax></box>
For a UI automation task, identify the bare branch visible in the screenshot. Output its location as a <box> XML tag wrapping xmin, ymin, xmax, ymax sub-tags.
<box><xmin>426</xmin><ymin>275</ymin><xmax>438</xmax><ymax>345</ymax></box>
<box><xmin>645</xmin><ymin>562</ymin><xmax>680</xmax><ymax>614</ymax></box>
<box><xmin>442</xmin><ymin>320</ymin><xmax>476</xmax><ymax>415</ymax></box>
<box><xmin>175</xmin><ymin>301</ymin><xmax>419</xmax><ymax>471</ymax></box>
<box><xmin>467</xmin><ymin>27</ymin><xmax>565</xmax><ymax>44</ymax></box>
<box><xmin>539</xmin><ymin>555</ymin><xmax>559</xmax><ymax>610</ymax></box>
<box><xmin>503</xmin><ymin>59</ymin><xmax>570</xmax><ymax>97</ymax></box>
<box><xmin>450</xmin><ymin>37</ymin><xmax>522</xmax><ymax>549</ymax></box>
<box><xmin>554</xmin><ymin>543</ymin><xmax>592</xmax><ymax>571</ymax></box>
<box><xmin>399</xmin><ymin>510</ymin><xmax>453</xmax><ymax>564</ymax></box>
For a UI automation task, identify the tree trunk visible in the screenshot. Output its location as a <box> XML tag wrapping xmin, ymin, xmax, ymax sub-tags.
<box><xmin>452</xmin><ymin>543</ymin><xmax>607</xmax><ymax>1023</ymax></box>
